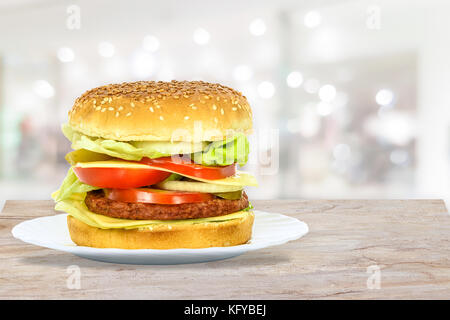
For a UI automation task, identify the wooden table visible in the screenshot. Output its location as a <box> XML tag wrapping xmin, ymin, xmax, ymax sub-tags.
<box><xmin>1</xmin><ymin>199</ymin><xmax>449</xmax><ymax>299</ymax></box>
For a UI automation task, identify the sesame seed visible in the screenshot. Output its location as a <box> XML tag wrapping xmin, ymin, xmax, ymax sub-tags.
<box><xmin>212</xmin><ymin>105</ymin><xmax>217</xmax><ymax>110</ymax></box>
<box><xmin>214</xmin><ymin>117</ymin><xmax>218</xmax><ymax>123</ymax></box>
<box><xmin>232</xmin><ymin>107</ymin><xmax>237</xmax><ymax>111</ymax></box>
<box><xmin>101</xmin><ymin>108</ymin><xmax>106</xmax><ymax>112</ymax></box>
<box><xmin>118</xmin><ymin>106</ymin><xmax>124</xmax><ymax>111</ymax></box>
<box><xmin>192</xmin><ymin>106</ymin><xmax>197</xmax><ymax>110</ymax></box>
<box><xmin>108</xmin><ymin>107</ymin><xmax>114</xmax><ymax>111</ymax></box>
<box><xmin>184</xmin><ymin>116</ymin><xmax>189</xmax><ymax>120</ymax></box>
<box><xmin>96</xmin><ymin>106</ymin><xmax>101</xmax><ymax>111</ymax></box>
<box><xmin>149</xmin><ymin>107</ymin><xmax>154</xmax><ymax>112</ymax></box>
<box><xmin>126</xmin><ymin>112</ymin><xmax>132</xmax><ymax>117</ymax></box>
<box><xmin>156</xmin><ymin>105</ymin><xmax>161</xmax><ymax>108</ymax></box>
<box><xmin>159</xmin><ymin>116</ymin><xmax>164</xmax><ymax>120</ymax></box>
<box><xmin>115</xmin><ymin>112</ymin><xmax>119</xmax><ymax>117</ymax></box>
<box><xmin>168</xmin><ymin>225</ymin><xmax>173</xmax><ymax>230</ymax></box>
<box><xmin>220</xmin><ymin>108</ymin><xmax>224</xmax><ymax>115</ymax></box>
<box><xmin>131</xmin><ymin>102</ymin><xmax>135</xmax><ymax>107</ymax></box>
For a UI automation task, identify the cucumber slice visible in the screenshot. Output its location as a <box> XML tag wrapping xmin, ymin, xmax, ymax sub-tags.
<box><xmin>156</xmin><ymin>180</ymin><xmax>243</xmax><ymax>193</ymax></box>
<box><xmin>161</xmin><ymin>173</ymin><xmax>183</xmax><ymax>183</ymax></box>
<box><xmin>214</xmin><ymin>190</ymin><xmax>243</xmax><ymax>200</ymax></box>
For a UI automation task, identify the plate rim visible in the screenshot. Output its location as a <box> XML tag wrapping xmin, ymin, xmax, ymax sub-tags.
<box><xmin>11</xmin><ymin>210</ymin><xmax>309</xmax><ymax>256</ymax></box>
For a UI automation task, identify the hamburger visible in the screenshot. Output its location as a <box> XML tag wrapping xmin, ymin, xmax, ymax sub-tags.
<box><xmin>52</xmin><ymin>80</ymin><xmax>257</xmax><ymax>249</ymax></box>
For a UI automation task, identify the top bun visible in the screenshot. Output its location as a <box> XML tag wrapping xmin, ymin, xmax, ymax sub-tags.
<box><xmin>68</xmin><ymin>80</ymin><xmax>253</xmax><ymax>142</ymax></box>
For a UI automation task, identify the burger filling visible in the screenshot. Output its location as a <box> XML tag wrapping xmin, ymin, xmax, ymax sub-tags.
<box><xmin>53</xmin><ymin>126</ymin><xmax>257</xmax><ymax>229</ymax></box>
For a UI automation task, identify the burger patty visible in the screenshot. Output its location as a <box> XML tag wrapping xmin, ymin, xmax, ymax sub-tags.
<box><xmin>85</xmin><ymin>190</ymin><xmax>250</xmax><ymax>220</ymax></box>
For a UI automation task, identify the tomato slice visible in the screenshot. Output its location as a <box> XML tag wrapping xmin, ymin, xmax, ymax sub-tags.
<box><xmin>139</xmin><ymin>156</ymin><xmax>236</xmax><ymax>180</ymax></box>
<box><xmin>105</xmin><ymin>188</ymin><xmax>214</xmax><ymax>204</ymax></box>
<box><xmin>73</xmin><ymin>166</ymin><xmax>171</xmax><ymax>189</ymax></box>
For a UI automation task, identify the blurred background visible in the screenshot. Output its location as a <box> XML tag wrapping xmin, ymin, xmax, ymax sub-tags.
<box><xmin>0</xmin><ymin>0</ymin><xmax>449</xmax><ymax>207</ymax></box>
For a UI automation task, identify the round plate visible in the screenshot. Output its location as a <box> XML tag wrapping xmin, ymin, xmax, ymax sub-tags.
<box><xmin>11</xmin><ymin>210</ymin><xmax>308</xmax><ymax>265</ymax></box>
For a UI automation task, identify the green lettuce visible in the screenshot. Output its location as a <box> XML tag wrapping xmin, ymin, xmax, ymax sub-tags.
<box><xmin>52</xmin><ymin>168</ymin><xmax>99</xmax><ymax>202</ymax></box>
<box><xmin>62</xmin><ymin>124</ymin><xmax>158</xmax><ymax>161</ymax></box>
<box><xmin>192</xmin><ymin>133</ymin><xmax>249</xmax><ymax>166</ymax></box>
<box><xmin>62</xmin><ymin>124</ymin><xmax>249</xmax><ymax>166</ymax></box>
<box><xmin>243</xmin><ymin>202</ymin><xmax>254</xmax><ymax>211</ymax></box>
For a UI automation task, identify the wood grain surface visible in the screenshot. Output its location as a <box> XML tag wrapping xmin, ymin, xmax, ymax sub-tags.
<box><xmin>0</xmin><ymin>199</ymin><xmax>449</xmax><ymax>299</ymax></box>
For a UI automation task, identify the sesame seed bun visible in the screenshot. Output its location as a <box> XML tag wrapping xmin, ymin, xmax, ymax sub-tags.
<box><xmin>68</xmin><ymin>80</ymin><xmax>253</xmax><ymax>142</ymax></box>
<box><xmin>67</xmin><ymin>211</ymin><xmax>254</xmax><ymax>249</ymax></box>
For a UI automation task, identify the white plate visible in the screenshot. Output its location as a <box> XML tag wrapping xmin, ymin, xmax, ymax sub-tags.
<box><xmin>11</xmin><ymin>210</ymin><xmax>308</xmax><ymax>265</ymax></box>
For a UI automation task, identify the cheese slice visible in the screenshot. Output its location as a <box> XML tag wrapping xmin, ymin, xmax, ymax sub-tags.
<box><xmin>75</xmin><ymin>160</ymin><xmax>258</xmax><ymax>187</ymax></box>
<box><xmin>55</xmin><ymin>195</ymin><xmax>251</xmax><ymax>230</ymax></box>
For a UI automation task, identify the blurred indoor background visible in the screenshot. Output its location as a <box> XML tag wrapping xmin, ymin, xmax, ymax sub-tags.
<box><xmin>0</xmin><ymin>0</ymin><xmax>449</xmax><ymax>207</ymax></box>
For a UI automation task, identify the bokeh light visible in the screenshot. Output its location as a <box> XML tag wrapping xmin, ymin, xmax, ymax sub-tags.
<box><xmin>304</xmin><ymin>11</ymin><xmax>322</xmax><ymax>28</ymax></box>
<box><xmin>286</xmin><ymin>71</ymin><xmax>303</xmax><ymax>88</ymax></box>
<box><xmin>193</xmin><ymin>28</ymin><xmax>210</xmax><ymax>45</ymax></box>
<box><xmin>57</xmin><ymin>47</ymin><xmax>75</xmax><ymax>63</ymax></box>
<box><xmin>375</xmin><ymin>89</ymin><xmax>395</xmax><ymax>106</ymax></box>
<box><xmin>97</xmin><ymin>41</ymin><xmax>115</xmax><ymax>58</ymax></box>
<box><xmin>249</xmin><ymin>18</ymin><xmax>266</xmax><ymax>36</ymax></box>
<box><xmin>233</xmin><ymin>65</ymin><xmax>253</xmax><ymax>82</ymax></box>
<box><xmin>257</xmin><ymin>81</ymin><xmax>275</xmax><ymax>99</ymax></box>
<box><xmin>143</xmin><ymin>35</ymin><xmax>160</xmax><ymax>52</ymax></box>
<box><xmin>32</xmin><ymin>80</ymin><xmax>55</xmax><ymax>99</ymax></box>
<box><xmin>318</xmin><ymin>84</ymin><xmax>337</xmax><ymax>102</ymax></box>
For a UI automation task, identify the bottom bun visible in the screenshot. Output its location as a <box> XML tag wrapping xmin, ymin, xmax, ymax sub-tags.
<box><xmin>67</xmin><ymin>211</ymin><xmax>254</xmax><ymax>249</ymax></box>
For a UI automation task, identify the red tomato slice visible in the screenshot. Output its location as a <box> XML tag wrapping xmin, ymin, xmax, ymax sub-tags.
<box><xmin>105</xmin><ymin>188</ymin><xmax>214</xmax><ymax>204</ymax></box>
<box><xmin>73</xmin><ymin>166</ymin><xmax>171</xmax><ymax>189</ymax></box>
<box><xmin>139</xmin><ymin>156</ymin><xmax>236</xmax><ymax>180</ymax></box>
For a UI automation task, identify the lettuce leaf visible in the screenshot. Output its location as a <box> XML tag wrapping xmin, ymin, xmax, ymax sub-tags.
<box><xmin>52</xmin><ymin>168</ymin><xmax>100</xmax><ymax>202</ymax></box>
<box><xmin>243</xmin><ymin>202</ymin><xmax>254</xmax><ymax>211</ymax></box>
<box><xmin>62</xmin><ymin>124</ymin><xmax>148</xmax><ymax>161</ymax></box>
<box><xmin>192</xmin><ymin>133</ymin><xmax>249</xmax><ymax>166</ymax></box>
<box><xmin>133</xmin><ymin>140</ymin><xmax>208</xmax><ymax>158</ymax></box>
<box><xmin>62</xmin><ymin>124</ymin><xmax>249</xmax><ymax>166</ymax></box>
